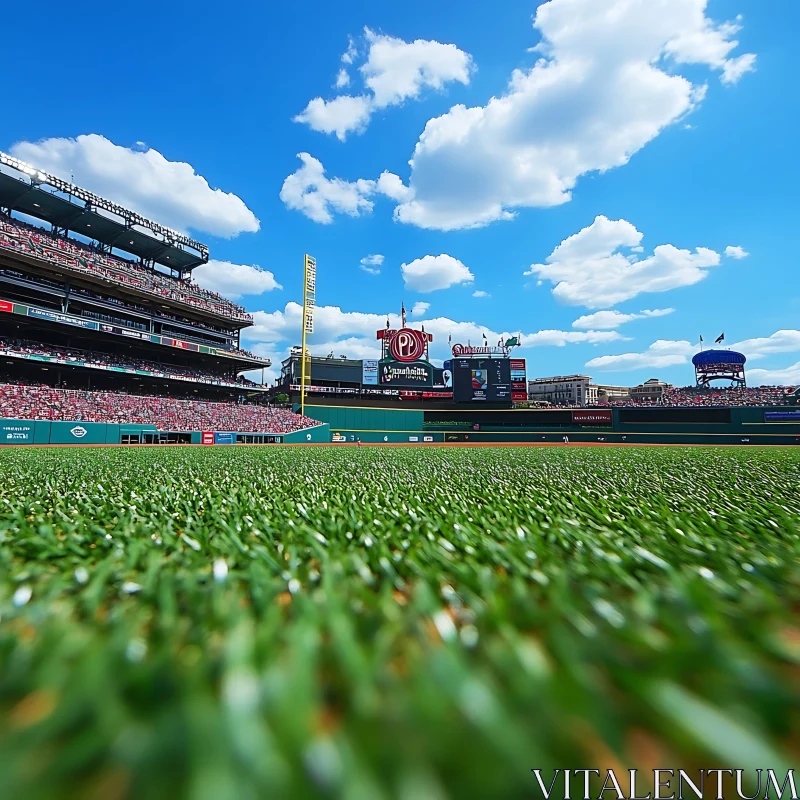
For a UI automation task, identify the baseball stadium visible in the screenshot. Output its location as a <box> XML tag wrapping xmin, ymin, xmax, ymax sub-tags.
<box><xmin>0</xmin><ymin>153</ymin><xmax>798</xmax><ymax>449</ymax></box>
<box><xmin>1</xmin><ymin>153</ymin><xmax>799</xmax><ymax>799</ymax></box>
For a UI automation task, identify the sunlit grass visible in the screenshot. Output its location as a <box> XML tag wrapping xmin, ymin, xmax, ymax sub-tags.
<box><xmin>0</xmin><ymin>446</ymin><xmax>798</xmax><ymax>798</ymax></box>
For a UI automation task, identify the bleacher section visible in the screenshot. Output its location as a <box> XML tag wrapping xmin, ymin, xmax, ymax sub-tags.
<box><xmin>0</xmin><ymin>216</ymin><xmax>252</xmax><ymax>324</ymax></box>
<box><xmin>0</xmin><ymin>156</ymin><xmax>326</xmax><ymax>444</ymax></box>
<box><xmin>600</xmin><ymin>385</ymin><xmax>791</xmax><ymax>408</ymax></box>
<box><xmin>0</xmin><ymin>383</ymin><xmax>318</xmax><ymax>433</ymax></box>
<box><xmin>0</xmin><ymin>336</ymin><xmax>259</xmax><ymax>390</ymax></box>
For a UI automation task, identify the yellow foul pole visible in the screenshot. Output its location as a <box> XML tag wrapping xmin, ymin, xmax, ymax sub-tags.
<box><xmin>300</xmin><ymin>254</ymin><xmax>316</xmax><ymax>417</ymax></box>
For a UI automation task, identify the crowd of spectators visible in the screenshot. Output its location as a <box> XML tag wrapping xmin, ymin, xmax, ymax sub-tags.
<box><xmin>1</xmin><ymin>265</ymin><xmax>245</xmax><ymax>348</ymax></box>
<box><xmin>0</xmin><ymin>215</ymin><xmax>253</xmax><ymax>323</ymax></box>
<box><xmin>661</xmin><ymin>385</ymin><xmax>790</xmax><ymax>406</ymax></box>
<box><xmin>0</xmin><ymin>382</ymin><xmax>319</xmax><ymax>433</ymax></box>
<box><xmin>0</xmin><ymin>336</ymin><xmax>262</xmax><ymax>388</ymax></box>
<box><xmin>596</xmin><ymin>385</ymin><xmax>792</xmax><ymax>407</ymax></box>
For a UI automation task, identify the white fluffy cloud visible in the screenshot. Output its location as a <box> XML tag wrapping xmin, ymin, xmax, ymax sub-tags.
<box><xmin>572</xmin><ymin>308</ymin><xmax>674</xmax><ymax>329</ymax></box>
<box><xmin>192</xmin><ymin>261</ymin><xmax>281</xmax><ymax>299</ymax></box>
<box><xmin>293</xmin><ymin>95</ymin><xmax>373</xmax><ymax>141</ymax></box>
<box><xmin>472</xmin><ymin>290</ymin><xmax>490</xmax><ymax>298</ymax></box>
<box><xmin>724</xmin><ymin>245</ymin><xmax>749</xmax><ymax>259</ymax></box>
<box><xmin>664</xmin><ymin>13</ymin><xmax>755</xmax><ymax>85</ymax></box>
<box><xmin>411</xmin><ymin>301</ymin><xmax>430</xmax><ymax>316</ymax></box>
<box><xmin>586</xmin><ymin>329</ymin><xmax>800</xmax><ymax>374</ymax></box>
<box><xmin>10</xmin><ymin>134</ymin><xmax>259</xmax><ymax>238</ymax></box>
<box><xmin>335</xmin><ymin>69</ymin><xmax>350</xmax><ymax>89</ymax></box>
<box><xmin>731</xmin><ymin>330</ymin><xmax>800</xmax><ymax>356</ymax></box>
<box><xmin>295</xmin><ymin>29</ymin><xmax>473</xmax><ymax>140</ymax></box>
<box><xmin>362</xmin><ymin>29</ymin><xmax>473</xmax><ymax>108</ymax></box>
<box><xmin>280</xmin><ymin>153</ymin><xmax>409</xmax><ymax>223</ymax></box>
<box><xmin>748</xmin><ymin>362</ymin><xmax>800</xmax><ymax>387</ymax></box>
<box><xmin>586</xmin><ymin>339</ymin><xmax>696</xmax><ymax>371</ymax></box>
<box><xmin>375</xmin><ymin>172</ymin><xmax>414</xmax><ymax>203</ymax></box>
<box><xmin>401</xmin><ymin>254</ymin><xmax>474</xmax><ymax>293</ymax></box>
<box><xmin>359</xmin><ymin>254</ymin><xmax>384</xmax><ymax>275</ymax></box>
<box><xmin>243</xmin><ymin>301</ymin><xmax>621</xmax><ymax>362</ymax></box>
<box><xmin>308</xmin><ymin>337</ymin><xmax>383</xmax><ymax>361</ymax></box>
<box><xmin>526</xmin><ymin>216</ymin><xmax>721</xmax><ymax>308</ymax></box>
<box><xmin>392</xmin><ymin>0</ymin><xmax>755</xmax><ymax>230</ymax></box>
<box><xmin>525</xmin><ymin>330</ymin><xmax>624</xmax><ymax>348</ymax></box>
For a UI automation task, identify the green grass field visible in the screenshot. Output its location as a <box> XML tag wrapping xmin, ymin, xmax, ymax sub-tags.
<box><xmin>0</xmin><ymin>446</ymin><xmax>798</xmax><ymax>799</ymax></box>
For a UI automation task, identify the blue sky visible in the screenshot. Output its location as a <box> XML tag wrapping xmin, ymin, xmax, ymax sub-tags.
<box><xmin>3</xmin><ymin>0</ymin><xmax>799</xmax><ymax>386</ymax></box>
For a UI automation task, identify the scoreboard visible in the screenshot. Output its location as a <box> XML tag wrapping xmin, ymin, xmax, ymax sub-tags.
<box><xmin>453</xmin><ymin>358</ymin><xmax>512</xmax><ymax>403</ymax></box>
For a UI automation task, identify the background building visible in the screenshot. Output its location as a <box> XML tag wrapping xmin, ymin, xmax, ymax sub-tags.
<box><xmin>528</xmin><ymin>375</ymin><xmax>595</xmax><ymax>406</ymax></box>
<box><xmin>593</xmin><ymin>384</ymin><xmax>630</xmax><ymax>403</ymax></box>
<box><xmin>630</xmin><ymin>379</ymin><xmax>672</xmax><ymax>402</ymax></box>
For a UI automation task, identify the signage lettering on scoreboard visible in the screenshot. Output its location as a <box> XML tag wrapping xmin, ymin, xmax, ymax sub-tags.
<box><xmin>380</xmin><ymin>361</ymin><xmax>432</xmax><ymax>386</ymax></box>
<box><xmin>362</xmin><ymin>359</ymin><xmax>379</xmax><ymax>385</ymax></box>
<box><xmin>390</xmin><ymin>328</ymin><xmax>427</xmax><ymax>362</ymax></box>
<box><xmin>376</xmin><ymin>324</ymin><xmax>433</xmax><ymax>364</ymax></box>
<box><xmin>452</xmin><ymin>343</ymin><xmax>509</xmax><ymax>357</ymax></box>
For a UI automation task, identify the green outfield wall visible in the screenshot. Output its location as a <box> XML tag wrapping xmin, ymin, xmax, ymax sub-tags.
<box><xmin>0</xmin><ymin>419</ymin><xmax>331</xmax><ymax>446</ymax></box>
<box><xmin>283</xmin><ymin>424</ymin><xmax>331</xmax><ymax>443</ymax></box>
<box><xmin>302</xmin><ymin>403</ymin><xmax>800</xmax><ymax>445</ymax></box>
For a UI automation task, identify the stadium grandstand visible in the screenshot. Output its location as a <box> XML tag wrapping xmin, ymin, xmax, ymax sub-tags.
<box><xmin>592</xmin><ymin>385</ymin><xmax>793</xmax><ymax>408</ymax></box>
<box><xmin>0</xmin><ymin>152</ymin><xmax>320</xmax><ymax>442</ymax></box>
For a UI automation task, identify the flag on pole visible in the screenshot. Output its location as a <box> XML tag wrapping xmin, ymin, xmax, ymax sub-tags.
<box><xmin>715</xmin><ymin>332</ymin><xmax>724</xmax><ymax>344</ymax></box>
<box><xmin>700</xmin><ymin>334</ymin><xmax>703</xmax><ymax>342</ymax></box>
<box><xmin>401</xmin><ymin>303</ymin><xmax>407</xmax><ymax>327</ymax></box>
<box><xmin>386</xmin><ymin>318</ymin><xmax>390</xmax><ymax>330</ymax></box>
<box><xmin>448</xmin><ymin>332</ymin><xmax>452</xmax><ymax>345</ymax></box>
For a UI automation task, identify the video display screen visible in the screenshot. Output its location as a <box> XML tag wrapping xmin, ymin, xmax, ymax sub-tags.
<box><xmin>453</xmin><ymin>358</ymin><xmax>512</xmax><ymax>402</ymax></box>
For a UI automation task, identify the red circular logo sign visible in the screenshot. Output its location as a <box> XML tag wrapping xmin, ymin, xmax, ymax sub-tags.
<box><xmin>390</xmin><ymin>328</ymin><xmax>426</xmax><ymax>362</ymax></box>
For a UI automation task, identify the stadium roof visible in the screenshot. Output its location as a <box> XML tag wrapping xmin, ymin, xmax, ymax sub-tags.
<box><xmin>0</xmin><ymin>153</ymin><xmax>208</xmax><ymax>274</ymax></box>
<box><xmin>692</xmin><ymin>349</ymin><xmax>746</xmax><ymax>366</ymax></box>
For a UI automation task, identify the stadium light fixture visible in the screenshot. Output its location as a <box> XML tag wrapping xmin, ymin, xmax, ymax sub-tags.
<box><xmin>0</xmin><ymin>150</ymin><xmax>209</xmax><ymax>263</ymax></box>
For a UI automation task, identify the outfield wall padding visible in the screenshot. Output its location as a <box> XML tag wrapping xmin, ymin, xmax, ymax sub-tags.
<box><xmin>283</xmin><ymin>424</ymin><xmax>331</xmax><ymax>444</ymax></box>
<box><xmin>1</xmin><ymin>418</ymin><xmax>332</xmax><ymax>445</ymax></box>
<box><xmin>301</xmin><ymin>404</ymin><xmax>800</xmax><ymax>445</ymax></box>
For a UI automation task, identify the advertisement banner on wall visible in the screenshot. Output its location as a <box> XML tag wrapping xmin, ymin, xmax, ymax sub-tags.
<box><xmin>362</xmin><ymin>359</ymin><xmax>379</xmax><ymax>385</ymax></box>
<box><xmin>379</xmin><ymin>360</ymin><xmax>433</xmax><ymax>387</ymax></box>
<box><xmin>1</xmin><ymin>421</ymin><xmax>33</xmax><ymax>443</ymax></box>
<box><xmin>214</xmin><ymin>432</ymin><xmax>235</xmax><ymax>445</ymax></box>
<box><xmin>573</xmin><ymin>410</ymin><xmax>613</xmax><ymax>425</ymax></box>
<box><xmin>202</xmin><ymin>431</ymin><xmax>215</xmax><ymax>445</ymax></box>
<box><xmin>0</xmin><ymin>300</ymin><xmax>12</xmax><ymax>313</ymax></box>
<box><xmin>764</xmin><ymin>410</ymin><xmax>800</xmax><ymax>421</ymax></box>
<box><xmin>28</xmin><ymin>306</ymin><xmax>98</xmax><ymax>330</ymax></box>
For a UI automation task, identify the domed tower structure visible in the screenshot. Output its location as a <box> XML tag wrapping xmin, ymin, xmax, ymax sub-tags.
<box><xmin>692</xmin><ymin>349</ymin><xmax>747</xmax><ymax>388</ymax></box>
